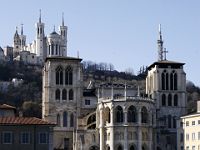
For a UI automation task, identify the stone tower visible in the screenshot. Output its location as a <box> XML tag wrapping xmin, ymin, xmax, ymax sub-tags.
<box><xmin>35</xmin><ymin>10</ymin><xmax>46</xmax><ymax>59</ymax></box>
<box><xmin>146</xmin><ymin>25</ymin><xmax>187</xmax><ymax>150</ymax></box>
<box><xmin>42</xmin><ymin>34</ymin><xmax>83</xmax><ymax>150</ymax></box>
<box><xmin>59</xmin><ymin>13</ymin><xmax>68</xmax><ymax>56</ymax></box>
<box><xmin>13</xmin><ymin>27</ymin><xmax>21</xmax><ymax>57</ymax></box>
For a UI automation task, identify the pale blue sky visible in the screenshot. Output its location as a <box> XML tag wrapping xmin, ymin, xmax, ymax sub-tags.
<box><xmin>0</xmin><ymin>0</ymin><xmax>200</xmax><ymax>86</ymax></box>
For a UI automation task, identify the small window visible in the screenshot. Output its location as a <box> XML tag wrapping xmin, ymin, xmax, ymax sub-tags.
<box><xmin>186</xmin><ymin>134</ymin><xmax>189</xmax><ymax>141</ymax></box>
<box><xmin>186</xmin><ymin>121</ymin><xmax>189</xmax><ymax>126</ymax></box>
<box><xmin>85</xmin><ymin>99</ymin><xmax>90</xmax><ymax>105</ymax></box>
<box><xmin>198</xmin><ymin>132</ymin><xmax>200</xmax><ymax>140</ymax></box>
<box><xmin>20</xmin><ymin>132</ymin><xmax>30</xmax><ymax>144</ymax></box>
<box><xmin>186</xmin><ymin>146</ymin><xmax>189</xmax><ymax>150</ymax></box>
<box><xmin>192</xmin><ymin>133</ymin><xmax>195</xmax><ymax>140</ymax></box>
<box><xmin>3</xmin><ymin>132</ymin><xmax>12</xmax><ymax>144</ymax></box>
<box><xmin>180</xmin><ymin>133</ymin><xmax>184</xmax><ymax>142</ymax></box>
<box><xmin>192</xmin><ymin>146</ymin><xmax>195</xmax><ymax>150</ymax></box>
<box><xmin>39</xmin><ymin>132</ymin><xmax>48</xmax><ymax>144</ymax></box>
<box><xmin>198</xmin><ymin>120</ymin><xmax>200</xmax><ymax>125</ymax></box>
<box><xmin>192</xmin><ymin>121</ymin><xmax>195</xmax><ymax>126</ymax></box>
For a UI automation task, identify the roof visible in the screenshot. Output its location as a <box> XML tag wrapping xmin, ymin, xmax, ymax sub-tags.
<box><xmin>0</xmin><ymin>104</ymin><xmax>16</xmax><ymax>110</ymax></box>
<box><xmin>148</xmin><ymin>60</ymin><xmax>185</xmax><ymax>70</ymax></box>
<box><xmin>0</xmin><ymin>117</ymin><xmax>55</xmax><ymax>125</ymax></box>
<box><xmin>45</xmin><ymin>56</ymin><xmax>82</xmax><ymax>62</ymax></box>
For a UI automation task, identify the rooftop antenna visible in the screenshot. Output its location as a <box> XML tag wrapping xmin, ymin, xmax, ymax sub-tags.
<box><xmin>157</xmin><ymin>24</ymin><xmax>164</xmax><ymax>61</ymax></box>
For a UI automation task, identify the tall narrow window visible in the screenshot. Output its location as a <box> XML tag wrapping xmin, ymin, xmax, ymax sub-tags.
<box><xmin>174</xmin><ymin>94</ymin><xmax>178</xmax><ymax>106</ymax></box>
<box><xmin>170</xmin><ymin>70</ymin><xmax>178</xmax><ymax>90</ymax></box>
<box><xmin>168</xmin><ymin>115</ymin><xmax>171</xmax><ymax>128</ymax></box>
<box><xmin>70</xmin><ymin>113</ymin><xmax>74</xmax><ymax>127</ymax></box>
<box><xmin>116</xmin><ymin>106</ymin><xmax>123</xmax><ymax>123</ymax></box>
<box><xmin>57</xmin><ymin>114</ymin><xmax>60</xmax><ymax>126</ymax></box>
<box><xmin>173</xmin><ymin>116</ymin><xmax>176</xmax><ymax>128</ymax></box>
<box><xmin>162</xmin><ymin>94</ymin><xmax>166</xmax><ymax>106</ymax></box>
<box><xmin>161</xmin><ymin>70</ymin><xmax>169</xmax><ymax>90</ymax></box>
<box><xmin>56</xmin><ymin>66</ymin><xmax>63</xmax><ymax>85</ymax></box>
<box><xmin>63</xmin><ymin>111</ymin><xmax>68</xmax><ymax>127</ymax></box>
<box><xmin>128</xmin><ymin>106</ymin><xmax>137</xmax><ymax>123</ymax></box>
<box><xmin>141</xmin><ymin>107</ymin><xmax>148</xmax><ymax>123</ymax></box>
<box><xmin>55</xmin><ymin>89</ymin><xmax>60</xmax><ymax>100</ymax></box>
<box><xmin>168</xmin><ymin>94</ymin><xmax>172</xmax><ymax>106</ymax></box>
<box><xmin>69</xmin><ymin>89</ymin><xmax>73</xmax><ymax>100</ymax></box>
<box><xmin>65</xmin><ymin>66</ymin><xmax>73</xmax><ymax>85</ymax></box>
<box><xmin>62</xmin><ymin>89</ymin><xmax>67</xmax><ymax>100</ymax></box>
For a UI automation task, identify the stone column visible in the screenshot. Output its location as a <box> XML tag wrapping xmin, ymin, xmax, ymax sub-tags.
<box><xmin>99</xmin><ymin>104</ymin><xmax>104</xmax><ymax>150</ymax></box>
<box><xmin>137</xmin><ymin>109</ymin><xmax>142</xmax><ymax>150</ymax></box>
<box><xmin>110</xmin><ymin>104</ymin><xmax>114</xmax><ymax>150</ymax></box>
<box><xmin>124</xmin><ymin>110</ymin><xmax>128</xmax><ymax>150</ymax></box>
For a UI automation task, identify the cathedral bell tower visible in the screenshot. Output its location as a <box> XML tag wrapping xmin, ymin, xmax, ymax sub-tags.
<box><xmin>59</xmin><ymin>13</ymin><xmax>68</xmax><ymax>56</ymax></box>
<box><xmin>35</xmin><ymin>9</ymin><xmax>45</xmax><ymax>58</ymax></box>
<box><xmin>13</xmin><ymin>27</ymin><xmax>21</xmax><ymax>57</ymax></box>
<box><xmin>146</xmin><ymin>25</ymin><xmax>187</xmax><ymax>150</ymax></box>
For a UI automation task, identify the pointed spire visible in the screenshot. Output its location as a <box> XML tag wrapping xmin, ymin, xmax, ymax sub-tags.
<box><xmin>39</xmin><ymin>9</ymin><xmax>42</xmax><ymax>23</ymax></box>
<box><xmin>15</xmin><ymin>26</ymin><xmax>18</xmax><ymax>34</ymax></box>
<box><xmin>53</xmin><ymin>25</ymin><xmax>55</xmax><ymax>32</ymax></box>
<box><xmin>62</xmin><ymin>12</ymin><xmax>65</xmax><ymax>26</ymax></box>
<box><xmin>157</xmin><ymin>24</ymin><xmax>164</xmax><ymax>61</ymax></box>
<box><xmin>21</xmin><ymin>23</ymin><xmax>23</xmax><ymax>35</ymax></box>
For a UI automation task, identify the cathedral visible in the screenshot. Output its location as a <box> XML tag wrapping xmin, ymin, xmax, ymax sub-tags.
<box><xmin>40</xmin><ymin>13</ymin><xmax>187</xmax><ymax>150</ymax></box>
<box><xmin>13</xmin><ymin>10</ymin><xmax>67</xmax><ymax>65</ymax></box>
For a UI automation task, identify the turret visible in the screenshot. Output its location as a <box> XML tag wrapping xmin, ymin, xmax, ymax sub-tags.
<box><xmin>35</xmin><ymin>9</ymin><xmax>45</xmax><ymax>58</ymax></box>
<box><xmin>59</xmin><ymin>13</ymin><xmax>67</xmax><ymax>56</ymax></box>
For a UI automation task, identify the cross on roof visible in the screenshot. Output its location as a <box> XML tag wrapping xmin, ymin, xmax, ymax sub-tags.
<box><xmin>163</xmin><ymin>48</ymin><xmax>168</xmax><ymax>60</ymax></box>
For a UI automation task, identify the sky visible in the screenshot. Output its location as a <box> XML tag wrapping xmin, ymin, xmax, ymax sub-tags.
<box><xmin>0</xmin><ymin>0</ymin><xmax>200</xmax><ymax>86</ymax></box>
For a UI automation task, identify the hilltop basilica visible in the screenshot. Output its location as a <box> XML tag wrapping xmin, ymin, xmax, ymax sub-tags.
<box><xmin>0</xmin><ymin>12</ymin><xmax>187</xmax><ymax>150</ymax></box>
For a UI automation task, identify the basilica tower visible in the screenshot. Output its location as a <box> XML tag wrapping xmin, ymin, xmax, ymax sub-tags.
<box><xmin>59</xmin><ymin>13</ymin><xmax>68</xmax><ymax>56</ymax></box>
<box><xmin>146</xmin><ymin>25</ymin><xmax>187</xmax><ymax>150</ymax></box>
<box><xmin>35</xmin><ymin>10</ymin><xmax>46</xmax><ymax>59</ymax></box>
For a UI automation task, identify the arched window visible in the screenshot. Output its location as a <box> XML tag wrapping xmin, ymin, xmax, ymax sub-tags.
<box><xmin>128</xmin><ymin>106</ymin><xmax>137</xmax><ymax>123</ymax></box>
<box><xmin>168</xmin><ymin>94</ymin><xmax>172</xmax><ymax>106</ymax></box>
<box><xmin>141</xmin><ymin>107</ymin><xmax>148</xmax><ymax>123</ymax></box>
<box><xmin>63</xmin><ymin>111</ymin><xmax>68</xmax><ymax>127</ymax></box>
<box><xmin>161</xmin><ymin>70</ymin><xmax>169</xmax><ymax>90</ymax></box>
<box><xmin>62</xmin><ymin>89</ymin><xmax>67</xmax><ymax>100</ymax></box>
<box><xmin>168</xmin><ymin>115</ymin><xmax>171</xmax><ymax>128</ymax></box>
<box><xmin>65</xmin><ymin>66</ymin><xmax>73</xmax><ymax>85</ymax></box>
<box><xmin>70</xmin><ymin>113</ymin><xmax>74</xmax><ymax>127</ymax></box>
<box><xmin>116</xmin><ymin>106</ymin><xmax>123</xmax><ymax>123</ymax></box>
<box><xmin>173</xmin><ymin>116</ymin><xmax>176</xmax><ymax>128</ymax></box>
<box><xmin>69</xmin><ymin>89</ymin><xmax>73</xmax><ymax>100</ymax></box>
<box><xmin>57</xmin><ymin>114</ymin><xmax>60</xmax><ymax>126</ymax></box>
<box><xmin>55</xmin><ymin>89</ymin><xmax>60</xmax><ymax>100</ymax></box>
<box><xmin>162</xmin><ymin>94</ymin><xmax>166</xmax><ymax>106</ymax></box>
<box><xmin>51</xmin><ymin>44</ymin><xmax>54</xmax><ymax>55</ymax></box>
<box><xmin>117</xmin><ymin>145</ymin><xmax>123</xmax><ymax>150</ymax></box>
<box><xmin>56</xmin><ymin>66</ymin><xmax>63</xmax><ymax>85</ymax></box>
<box><xmin>170</xmin><ymin>70</ymin><xmax>178</xmax><ymax>90</ymax></box>
<box><xmin>174</xmin><ymin>94</ymin><xmax>178</xmax><ymax>106</ymax></box>
<box><xmin>130</xmin><ymin>145</ymin><xmax>135</xmax><ymax>150</ymax></box>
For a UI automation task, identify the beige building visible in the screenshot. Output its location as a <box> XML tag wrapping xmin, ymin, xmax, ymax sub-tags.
<box><xmin>177</xmin><ymin>101</ymin><xmax>200</xmax><ymax>150</ymax></box>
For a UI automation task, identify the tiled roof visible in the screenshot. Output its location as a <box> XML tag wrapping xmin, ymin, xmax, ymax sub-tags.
<box><xmin>0</xmin><ymin>117</ymin><xmax>55</xmax><ymax>125</ymax></box>
<box><xmin>0</xmin><ymin>104</ymin><xmax>16</xmax><ymax>109</ymax></box>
